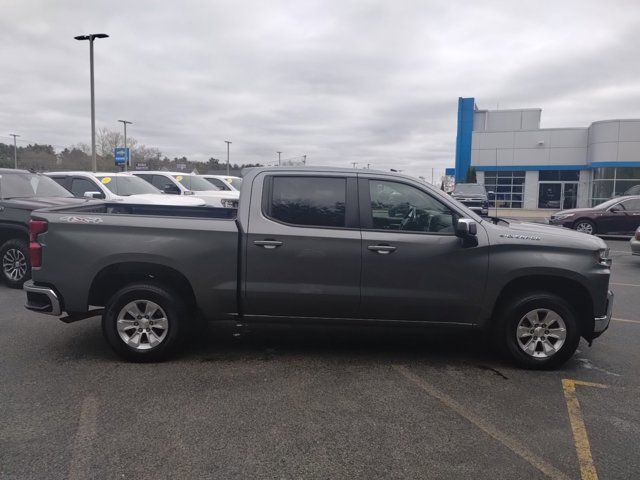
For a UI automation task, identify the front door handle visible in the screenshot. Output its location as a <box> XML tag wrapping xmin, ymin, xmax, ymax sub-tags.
<box><xmin>367</xmin><ymin>244</ymin><xmax>396</xmax><ymax>254</ymax></box>
<box><xmin>254</xmin><ymin>240</ymin><xmax>283</xmax><ymax>249</ymax></box>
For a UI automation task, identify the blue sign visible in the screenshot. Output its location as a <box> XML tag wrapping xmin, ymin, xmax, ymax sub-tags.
<box><xmin>114</xmin><ymin>147</ymin><xmax>130</xmax><ymax>166</ymax></box>
<box><xmin>445</xmin><ymin>167</ymin><xmax>456</xmax><ymax>176</ymax></box>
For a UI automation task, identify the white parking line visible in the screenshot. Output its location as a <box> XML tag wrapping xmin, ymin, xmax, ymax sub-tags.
<box><xmin>68</xmin><ymin>394</ymin><xmax>98</xmax><ymax>480</ymax></box>
<box><xmin>611</xmin><ymin>282</ymin><xmax>640</xmax><ymax>288</ymax></box>
<box><xmin>394</xmin><ymin>365</ymin><xmax>571</xmax><ymax>480</ymax></box>
<box><xmin>612</xmin><ymin>317</ymin><xmax>640</xmax><ymax>324</ymax></box>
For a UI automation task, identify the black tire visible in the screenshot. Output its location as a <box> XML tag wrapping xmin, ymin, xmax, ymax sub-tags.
<box><xmin>573</xmin><ymin>219</ymin><xmax>596</xmax><ymax>235</ymax></box>
<box><xmin>1</xmin><ymin>238</ymin><xmax>31</xmax><ymax>289</ymax></box>
<box><xmin>102</xmin><ymin>283</ymin><xmax>188</xmax><ymax>362</ymax></box>
<box><xmin>497</xmin><ymin>292</ymin><xmax>580</xmax><ymax>370</ymax></box>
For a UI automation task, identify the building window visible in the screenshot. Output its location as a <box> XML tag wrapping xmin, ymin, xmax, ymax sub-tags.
<box><xmin>483</xmin><ymin>171</ymin><xmax>525</xmax><ymax>208</ymax></box>
<box><xmin>592</xmin><ymin>167</ymin><xmax>640</xmax><ymax>206</ymax></box>
<box><xmin>538</xmin><ymin>170</ymin><xmax>579</xmax><ymax>182</ymax></box>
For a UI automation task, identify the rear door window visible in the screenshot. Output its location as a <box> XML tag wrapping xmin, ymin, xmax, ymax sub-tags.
<box><xmin>265</xmin><ymin>176</ymin><xmax>346</xmax><ymax>228</ymax></box>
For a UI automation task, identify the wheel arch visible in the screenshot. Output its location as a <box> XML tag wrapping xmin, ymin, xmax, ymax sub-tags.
<box><xmin>491</xmin><ymin>274</ymin><xmax>594</xmax><ymax>338</ymax></box>
<box><xmin>88</xmin><ymin>262</ymin><xmax>197</xmax><ymax>311</ymax></box>
<box><xmin>572</xmin><ymin>217</ymin><xmax>596</xmax><ymax>234</ymax></box>
<box><xmin>0</xmin><ymin>223</ymin><xmax>29</xmax><ymax>246</ymax></box>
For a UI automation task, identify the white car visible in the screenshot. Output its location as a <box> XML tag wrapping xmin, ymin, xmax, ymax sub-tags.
<box><xmin>201</xmin><ymin>174</ymin><xmax>243</xmax><ymax>192</ymax></box>
<box><xmin>131</xmin><ymin>171</ymin><xmax>239</xmax><ymax>208</ymax></box>
<box><xmin>46</xmin><ymin>172</ymin><xmax>206</xmax><ymax>206</ymax></box>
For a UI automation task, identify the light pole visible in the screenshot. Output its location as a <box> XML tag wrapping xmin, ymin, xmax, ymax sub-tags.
<box><xmin>9</xmin><ymin>134</ymin><xmax>19</xmax><ymax>169</ymax></box>
<box><xmin>303</xmin><ymin>155</ymin><xmax>306</xmax><ymax>165</ymax></box>
<box><xmin>118</xmin><ymin>120</ymin><xmax>132</xmax><ymax>171</ymax></box>
<box><xmin>277</xmin><ymin>151</ymin><xmax>282</xmax><ymax>166</ymax></box>
<box><xmin>351</xmin><ymin>162</ymin><xmax>357</xmax><ymax>168</ymax></box>
<box><xmin>225</xmin><ymin>140</ymin><xmax>232</xmax><ymax>175</ymax></box>
<box><xmin>74</xmin><ymin>33</ymin><xmax>109</xmax><ymax>172</ymax></box>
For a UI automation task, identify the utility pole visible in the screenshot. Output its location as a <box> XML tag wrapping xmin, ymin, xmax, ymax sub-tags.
<box><xmin>431</xmin><ymin>168</ymin><xmax>434</xmax><ymax>184</ymax></box>
<box><xmin>9</xmin><ymin>134</ymin><xmax>19</xmax><ymax>169</ymax></box>
<box><xmin>303</xmin><ymin>155</ymin><xmax>306</xmax><ymax>165</ymax></box>
<box><xmin>118</xmin><ymin>120</ymin><xmax>132</xmax><ymax>171</ymax></box>
<box><xmin>225</xmin><ymin>140</ymin><xmax>232</xmax><ymax>175</ymax></box>
<box><xmin>367</xmin><ymin>163</ymin><xmax>371</xmax><ymax>169</ymax></box>
<box><xmin>351</xmin><ymin>162</ymin><xmax>357</xmax><ymax>168</ymax></box>
<box><xmin>277</xmin><ymin>151</ymin><xmax>282</xmax><ymax>166</ymax></box>
<box><xmin>75</xmin><ymin>33</ymin><xmax>109</xmax><ymax>172</ymax></box>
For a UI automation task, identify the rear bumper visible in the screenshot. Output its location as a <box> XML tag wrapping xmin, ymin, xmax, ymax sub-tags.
<box><xmin>24</xmin><ymin>280</ymin><xmax>62</xmax><ymax>316</ymax></box>
<box><xmin>592</xmin><ymin>290</ymin><xmax>613</xmax><ymax>337</ymax></box>
<box><xmin>630</xmin><ymin>237</ymin><xmax>640</xmax><ymax>255</ymax></box>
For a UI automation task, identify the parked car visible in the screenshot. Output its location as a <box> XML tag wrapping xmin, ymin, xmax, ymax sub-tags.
<box><xmin>631</xmin><ymin>226</ymin><xmax>640</xmax><ymax>255</ymax></box>
<box><xmin>201</xmin><ymin>174</ymin><xmax>242</xmax><ymax>192</ymax></box>
<box><xmin>450</xmin><ymin>183</ymin><xmax>490</xmax><ymax>216</ymax></box>
<box><xmin>131</xmin><ymin>171</ymin><xmax>239</xmax><ymax>208</ymax></box>
<box><xmin>549</xmin><ymin>195</ymin><xmax>640</xmax><ymax>235</ymax></box>
<box><xmin>0</xmin><ymin>169</ymin><xmax>89</xmax><ymax>288</ymax></box>
<box><xmin>46</xmin><ymin>172</ymin><xmax>206</xmax><ymax>206</ymax></box>
<box><xmin>24</xmin><ymin>167</ymin><xmax>612</xmax><ymax>369</ymax></box>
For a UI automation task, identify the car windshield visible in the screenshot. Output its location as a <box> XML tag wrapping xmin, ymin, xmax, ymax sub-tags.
<box><xmin>594</xmin><ymin>198</ymin><xmax>624</xmax><ymax>210</ymax></box>
<box><xmin>97</xmin><ymin>175</ymin><xmax>161</xmax><ymax>196</ymax></box>
<box><xmin>0</xmin><ymin>171</ymin><xmax>73</xmax><ymax>199</ymax></box>
<box><xmin>453</xmin><ymin>184</ymin><xmax>486</xmax><ymax>196</ymax></box>
<box><xmin>228</xmin><ymin>177</ymin><xmax>242</xmax><ymax>190</ymax></box>
<box><xmin>173</xmin><ymin>174</ymin><xmax>218</xmax><ymax>191</ymax></box>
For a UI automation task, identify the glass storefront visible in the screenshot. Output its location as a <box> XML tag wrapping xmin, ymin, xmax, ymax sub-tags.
<box><xmin>537</xmin><ymin>170</ymin><xmax>579</xmax><ymax>209</ymax></box>
<box><xmin>592</xmin><ymin>167</ymin><xmax>640</xmax><ymax>206</ymax></box>
<box><xmin>484</xmin><ymin>171</ymin><xmax>525</xmax><ymax>208</ymax></box>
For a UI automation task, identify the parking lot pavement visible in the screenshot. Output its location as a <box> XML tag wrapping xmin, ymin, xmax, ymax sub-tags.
<box><xmin>1</xmin><ymin>238</ymin><xmax>638</xmax><ymax>479</ymax></box>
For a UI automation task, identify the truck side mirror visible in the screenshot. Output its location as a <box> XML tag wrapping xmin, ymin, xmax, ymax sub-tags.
<box><xmin>163</xmin><ymin>184</ymin><xmax>180</xmax><ymax>195</ymax></box>
<box><xmin>456</xmin><ymin>218</ymin><xmax>477</xmax><ymax>237</ymax></box>
<box><xmin>84</xmin><ymin>191</ymin><xmax>104</xmax><ymax>199</ymax></box>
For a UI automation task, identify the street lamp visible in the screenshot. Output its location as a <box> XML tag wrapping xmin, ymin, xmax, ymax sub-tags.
<box><xmin>118</xmin><ymin>120</ymin><xmax>132</xmax><ymax>171</ymax></box>
<box><xmin>9</xmin><ymin>133</ymin><xmax>19</xmax><ymax>169</ymax></box>
<box><xmin>74</xmin><ymin>33</ymin><xmax>109</xmax><ymax>172</ymax></box>
<box><xmin>225</xmin><ymin>140</ymin><xmax>232</xmax><ymax>175</ymax></box>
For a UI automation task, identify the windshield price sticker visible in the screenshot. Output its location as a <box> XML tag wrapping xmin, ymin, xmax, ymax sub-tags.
<box><xmin>101</xmin><ymin>177</ymin><xmax>112</xmax><ymax>184</ymax></box>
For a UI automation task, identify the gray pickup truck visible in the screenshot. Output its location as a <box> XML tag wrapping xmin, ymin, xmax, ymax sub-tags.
<box><xmin>24</xmin><ymin>167</ymin><xmax>613</xmax><ymax>368</ymax></box>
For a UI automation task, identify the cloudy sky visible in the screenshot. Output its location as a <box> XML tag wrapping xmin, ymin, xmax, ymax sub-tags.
<box><xmin>1</xmin><ymin>0</ymin><xmax>640</xmax><ymax>178</ymax></box>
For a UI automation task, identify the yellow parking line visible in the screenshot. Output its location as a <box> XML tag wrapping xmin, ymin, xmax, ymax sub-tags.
<box><xmin>612</xmin><ymin>317</ymin><xmax>640</xmax><ymax>324</ymax></box>
<box><xmin>562</xmin><ymin>379</ymin><xmax>608</xmax><ymax>480</ymax></box>
<box><xmin>394</xmin><ymin>365</ymin><xmax>570</xmax><ymax>480</ymax></box>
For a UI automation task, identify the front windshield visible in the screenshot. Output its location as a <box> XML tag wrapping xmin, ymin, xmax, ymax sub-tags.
<box><xmin>229</xmin><ymin>177</ymin><xmax>242</xmax><ymax>190</ymax></box>
<box><xmin>173</xmin><ymin>174</ymin><xmax>218</xmax><ymax>191</ymax></box>
<box><xmin>97</xmin><ymin>175</ymin><xmax>161</xmax><ymax>196</ymax></box>
<box><xmin>594</xmin><ymin>198</ymin><xmax>623</xmax><ymax>210</ymax></box>
<box><xmin>453</xmin><ymin>184</ymin><xmax>486</xmax><ymax>196</ymax></box>
<box><xmin>0</xmin><ymin>172</ymin><xmax>73</xmax><ymax>199</ymax></box>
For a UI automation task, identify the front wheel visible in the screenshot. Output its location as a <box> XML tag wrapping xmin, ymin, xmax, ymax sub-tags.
<box><xmin>573</xmin><ymin>219</ymin><xmax>596</xmax><ymax>235</ymax></box>
<box><xmin>102</xmin><ymin>283</ymin><xmax>188</xmax><ymax>362</ymax></box>
<box><xmin>498</xmin><ymin>292</ymin><xmax>581</xmax><ymax>369</ymax></box>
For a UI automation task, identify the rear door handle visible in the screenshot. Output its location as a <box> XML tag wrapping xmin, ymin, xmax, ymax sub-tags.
<box><xmin>367</xmin><ymin>244</ymin><xmax>396</xmax><ymax>254</ymax></box>
<box><xmin>254</xmin><ymin>240</ymin><xmax>283</xmax><ymax>249</ymax></box>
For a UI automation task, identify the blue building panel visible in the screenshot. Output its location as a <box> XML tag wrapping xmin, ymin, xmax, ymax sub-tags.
<box><xmin>454</xmin><ymin>97</ymin><xmax>475</xmax><ymax>182</ymax></box>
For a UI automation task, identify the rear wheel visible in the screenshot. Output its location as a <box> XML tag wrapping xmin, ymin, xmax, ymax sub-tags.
<box><xmin>1</xmin><ymin>239</ymin><xmax>30</xmax><ymax>289</ymax></box>
<box><xmin>498</xmin><ymin>292</ymin><xmax>580</xmax><ymax>369</ymax></box>
<box><xmin>573</xmin><ymin>219</ymin><xmax>595</xmax><ymax>235</ymax></box>
<box><xmin>102</xmin><ymin>283</ymin><xmax>187</xmax><ymax>361</ymax></box>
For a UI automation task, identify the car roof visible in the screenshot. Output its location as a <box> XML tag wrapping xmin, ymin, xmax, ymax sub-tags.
<box><xmin>130</xmin><ymin>171</ymin><xmax>193</xmax><ymax>175</ymax></box>
<box><xmin>0</xmin><ymin>168</ymin><xmax>32</xmax><ymax>174</ymax></box>
<box><xmin>45</xmin><ymin>171</ymin><xmax>137</xmax><ymax>177</ymax></box>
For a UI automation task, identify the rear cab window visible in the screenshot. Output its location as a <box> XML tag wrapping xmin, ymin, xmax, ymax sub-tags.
<box><xmin>263</xmin><ymin>176</ymin><xmax>349</xmax><ymax>228</ymax></box>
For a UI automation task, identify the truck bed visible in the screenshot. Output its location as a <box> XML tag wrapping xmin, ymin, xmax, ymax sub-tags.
<box><xmin>30</xmin><ymin>201</ymin><xmax>240</xmax><ymax>317</ymax></box>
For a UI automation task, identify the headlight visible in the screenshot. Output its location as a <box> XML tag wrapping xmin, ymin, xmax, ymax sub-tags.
<box><xmin>552</xmin><ymin>213</ymin><xmax>573</xmax><ymax>221</ymax></box>
<box><xmin>597</xmin><ymin>248</ymin><xmax>611</xmax><ymax>267</ymax></box>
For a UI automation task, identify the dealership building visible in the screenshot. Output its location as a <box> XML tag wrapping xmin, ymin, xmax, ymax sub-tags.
<box><xmin>453</xmin><ymin>97</ymin><xmax>640</xmax><ymax>209</ymax></box>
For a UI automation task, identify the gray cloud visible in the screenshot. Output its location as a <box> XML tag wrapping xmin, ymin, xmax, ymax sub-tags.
<box><xmin>1</xmin><ymin>0</ymin><xmax>640</xmax><ymax>178</ymax></box>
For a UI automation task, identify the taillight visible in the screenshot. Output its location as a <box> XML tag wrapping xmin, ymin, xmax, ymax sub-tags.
<box><xmin>29</xmin><ymin>219</ymin><xmax>48</xmax><ymax>268</ymax></box>
<box><xmin>636</xmin><ymin>229</ymin><xmax>640</xmax><ymax>241</ymax></box>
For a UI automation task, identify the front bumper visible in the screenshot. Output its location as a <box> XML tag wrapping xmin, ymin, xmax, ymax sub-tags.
<box><xmin>24</xmin><ymin>280</ymin><xmax>62</xmax><ymax>316</ymax></box>
<box><xmin>592</xmin><ymin>290</ymin><xmax>613</xmax><ymax>337</ymax></box>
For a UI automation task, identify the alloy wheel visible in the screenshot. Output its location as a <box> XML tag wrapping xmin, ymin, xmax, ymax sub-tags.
<box><xmin>516</xmin><ymin>308</ymin><xmax>567</xmax><ymax>359</ymax></box>
<box><xmin>2</xmin><ymin>248</ymin><xmax>27</xmax><ymax>281</ymax></box>
<box><xmin>116</xmin><ymin>300</ymin><xmax>169</xmax><ymax>350</ymax></box>
<box><xmin>575</xmin><ymin>222</ymin><xmax>594</xmax><ymax>235</ymax></box>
